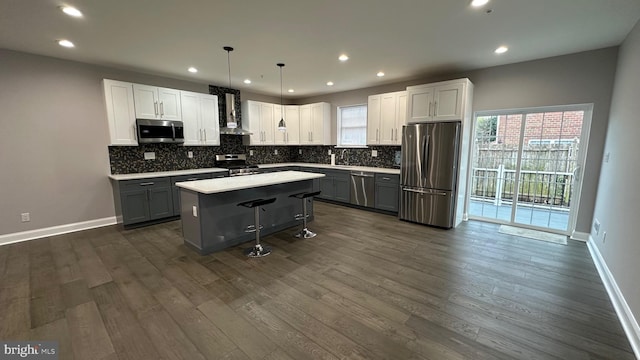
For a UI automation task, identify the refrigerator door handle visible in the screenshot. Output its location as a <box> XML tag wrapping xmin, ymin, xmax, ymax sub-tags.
<box><xmin>402</xmin><ymin>187</ymin><xmax>447</xmax><ymax>196</ymax></box>
<box><xmin>422</xmin><ymin>134</ymin><xmax>430</xmax><ymax>183</ymax></box>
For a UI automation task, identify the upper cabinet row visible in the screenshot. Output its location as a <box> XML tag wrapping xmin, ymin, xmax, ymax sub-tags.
<box><xmin>103</xmin><ymin>79</ymin><xmax>220</xmax><ymax>146</ymax></box>
<box><xmin>242</xmin><ymin>101</ymin><xmax>331</xmax><ymax>146</ymax></box>
<box><xmin>367</xmin><ymin>78</ymin><xmax>472</xmax><ymax>146</ymax></box>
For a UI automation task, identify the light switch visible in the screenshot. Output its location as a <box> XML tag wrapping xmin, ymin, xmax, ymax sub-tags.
<box><xmin>187</xmin><ymin>151</ymin><xmax>193</xmax><ymax>158</ymax></box>
<box><xmin>250</xmin><ymin>150</ymin><xmax>254</xmax><ymax>156</ymax></box>
<box><xmin>299</xmin><ymin>149</ymin><xmax>303</xmax><ymax>155</ymax></box>
<box><xmin>371</xmin><ymin>150</ymin><xmax>378</xmax><ymax>157</ymax></box>
<box><xmin>274</xmin><ymin>149</ymin><xmax>278</xmax><ymax>155</ymax></box>
<box><xmin>144</xmin><ymin>152</ymin><xmax>156</xmax><ymax>160</ymax></box>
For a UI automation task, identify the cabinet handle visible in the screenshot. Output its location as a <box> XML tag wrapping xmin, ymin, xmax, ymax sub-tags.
<box><xmin>203</xmin><ymin>129</ymin><xmax>207</xmax><ymax>142</ymax></box>
<box><xmin>187</xmin><ymin>177</ymin><xmax>199</xmax><ymax>181</ymax></box>
<box><xmin>160</xmin><ymin>101</ymin><xmax>165</xmax><ymax>116</ymax></box>
<box><xmin>383</xmin><ymin>177</ymin><xmax>390</xmax><ymax>180</ymax></box>
<box><xmin>139</xmin><ymin>182</ymin><xmax>155</xmax><ymax>186</ymax></box>
<box><xmin>391</xmin><ymin>129</ymin><xmax>393</xmax><ymax>141</ymax></box>
<box><xmin>154</xmin><ymin>101</ymin><xmax>159</xmax><ymax>116</ymax></box>
<box><xmin>376</xmin><ymin>129</ymin><xmax>379</xmax><ymax>142</ymax></box>
<box><xmin>433</xmin><ymin>101</ymin><xmax>437</xmax><ymax>116</ymax></box>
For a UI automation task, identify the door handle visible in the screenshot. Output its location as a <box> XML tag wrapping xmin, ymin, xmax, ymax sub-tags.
<box><xmin>160</xmin><ymin>101</ymin><xmax>165</xmax><ymax>116</ymax></box>
<box><xmin>204</xmin><ymin>129</ymin><xmax>207</xmax><ymax>142</ymax></box>
<box><xmin>140</xmin><ymin>182</ymin><xmax>154</xmax><ymax>186</ymax></box>
<box><xmin>433</xmin><ymin>101</ymin><xmax>437</xmax><ymax>116</ymax></box>
<box><xmin>154</xmin><ymin>101</ymin><xmax>158</xmax><ymax>116</ymax></box>
<box><xmin>403</xmin><ymin>188</ymin><xmax>446</xmax><ymax>196</ymax></box>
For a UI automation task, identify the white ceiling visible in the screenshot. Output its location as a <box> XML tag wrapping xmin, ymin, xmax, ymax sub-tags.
<box><xmin>2</xmin><ymin>0</ymin><xmax>640</xmax><ymax>98</ymax></box>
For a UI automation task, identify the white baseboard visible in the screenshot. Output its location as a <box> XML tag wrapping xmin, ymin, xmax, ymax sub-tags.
<box><xmin>587</xmin><ymin>236</ymin><xmax>640</xmax><ymax>358</ymax></box>
<box><xmin>570</xmin><ymin>230</ymin><xmax>589</xmax><ymax>242</ymax></box>
<box><xmin>0</xmin><ymin>217</ymin><xmax>118</xmax><ymax>246</ymax></box>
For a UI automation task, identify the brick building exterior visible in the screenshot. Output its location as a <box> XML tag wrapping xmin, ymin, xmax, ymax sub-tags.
<box><xmin>496</xmin><ymin>111</ymin><xmax>584</xmax><ymax>145</ymax></box>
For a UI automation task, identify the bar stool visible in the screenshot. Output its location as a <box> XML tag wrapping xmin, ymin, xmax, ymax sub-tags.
<box><xmin>289</xmin><ymin>191</ymin><xmax>321</xmax><ymax>239</ymax></box>
<box><xmin>237</xmin><ymin>197</ymin><xmax>276</xmax><ymax>257</ymax></box>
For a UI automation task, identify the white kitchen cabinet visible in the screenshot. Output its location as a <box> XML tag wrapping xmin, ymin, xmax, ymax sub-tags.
<box><xmin>242</xmin><ymin>100</ymin><xmax>275</xmax><ymax>145</ymax></box>
<box><xmin>181</xmin><ymin>91</ymin><xmax>219</xmax><ymax>146</ymax></box>
<box><xmin>274</xmin><ymin>105</ymin><xmax>300</xmax><ymax>145</ymax></box>
<box><xmin>299</xmin><ymin>102</ymin><xmax>331</xmax><ymax>145</ymax></box>
<box><xmin>133</xmin><ymin>84</ymin><xmax>182</xmax><ymax>121</ymax></box>
<box><xmin>103</xmin><ymin>79</ymin><xmax>137</xmax><ymax>146</ymax></box>
<box><xmin>407</xmin><ymin>79</ymin><xmax>469</xmax><ymax>123</ymax></box>
<box><xmin>367</xmin><ymin>91</ymin><xmax>406</xmax><ymax>145</ymax></box>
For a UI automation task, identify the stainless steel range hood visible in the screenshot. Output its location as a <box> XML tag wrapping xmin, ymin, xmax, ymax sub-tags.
<box><xmin>220</xmin><ymin>93</ymin><xmax>251</xmax><ymax>135</ymax></box>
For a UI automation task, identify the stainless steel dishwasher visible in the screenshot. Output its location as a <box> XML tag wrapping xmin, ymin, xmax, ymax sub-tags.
<box><xmin>350</xmin><ymin>171</ymin><xmax>375</xmax><ymax>207</ymax></box>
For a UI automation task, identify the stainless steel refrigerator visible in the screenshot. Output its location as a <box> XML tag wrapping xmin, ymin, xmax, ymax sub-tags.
<box><xmin>399</xmin><ymin>122</ymin><xmax>461</xmax><ymax>228</ymax></box>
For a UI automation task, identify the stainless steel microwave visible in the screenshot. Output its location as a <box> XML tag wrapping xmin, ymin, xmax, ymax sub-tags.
<box><xmin>136</xmin><ymin>119</ymin><xmax>184</xmax><ymax>144</ymax></box>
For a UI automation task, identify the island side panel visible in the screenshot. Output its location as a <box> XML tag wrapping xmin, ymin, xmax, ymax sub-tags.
<box><xmin>180</xmin><ymin>189</ymin><xmax>203</xmax><ymax>250</ymax></box>
<box><xmin>181</xmin><ymin>179</ymin><xmax>318</xmax><ymax>254</ymax></box>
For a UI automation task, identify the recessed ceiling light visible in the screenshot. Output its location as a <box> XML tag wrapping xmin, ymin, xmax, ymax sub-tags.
<box><xmin>471</xmin><ymin>0</ymin><xmax>489</xmax><ymax>7</ymax></box>
<box><xmin>243</xmin><ymin>79</ymin><xmax>252</xmax><ymax>84</ymax></box>
<box><xmin>58</xmin><ymin>39</ymin><xmax>75</xmax><ymax>48</ymax></box>
<box><xmin>287</xmin><ymin>89</ymin><xmax>295</xmax><ymax>93</ymax></box>
<box><xmin>326</xmin><ymin>81</ymin><xmax>334</xmax><ymax>86</ymax></box>
<box><xmin>187</xmin><ymin>67</ymin><xmax>198</xmax><ymax>73</ymax></box>
<box><xmin>495</xmin><ymin>46</ymin><xmax>509</xmax><ymax>54</ymax></box>
<box><xmin>338</xmin><ymin>54</ymin><xmax>349</xmax><ymax>62</ymax></box>
<box><xmin>60</xmin><ymin>6</ymin><xmax>83</xmax><ymax>17</ymax></box>
<box><xmin>377</xmin><ymin>71</ymin><xmax>385</xmax><ymax>77</ymax></box>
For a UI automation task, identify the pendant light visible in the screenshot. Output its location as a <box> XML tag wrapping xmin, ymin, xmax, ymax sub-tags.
<box><xmin>224</xmin><ymin>46</ymin><xmax>238</xmax><ymax>129</ymax></box>
<box><xmin>277</xmin><ymin>63</ymin><xmax>287</xmax><ymax>132</ymax></box>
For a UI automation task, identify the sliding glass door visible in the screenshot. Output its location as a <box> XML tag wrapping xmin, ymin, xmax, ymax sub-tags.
<box><xmin>467</xmin><ymin>105</ymin><xmax>591</xmax><ymax>234</ymax></box>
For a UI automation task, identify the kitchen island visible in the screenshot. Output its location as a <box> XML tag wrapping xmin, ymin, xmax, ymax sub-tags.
<box><xmin>176</xmin><ymin>170</ymin><xmax>325</xmax><ymax>254</ymax></box>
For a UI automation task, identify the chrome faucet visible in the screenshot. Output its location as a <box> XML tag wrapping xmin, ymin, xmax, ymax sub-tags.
<box><xmin>340</xmin><ymin>149</ymin><xmax>348</xmax><ymax>165</ymax></box>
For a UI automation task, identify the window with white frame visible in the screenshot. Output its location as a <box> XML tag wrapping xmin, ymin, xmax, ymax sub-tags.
<box><xmin>337</xmin><ymin>104</ymin><xmax>367</xmax><ymax>147</ymax></box>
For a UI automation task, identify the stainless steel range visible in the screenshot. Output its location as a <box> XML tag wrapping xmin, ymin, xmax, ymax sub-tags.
<box><xmin>215</xmin><ymin>154</ymin><xmax>260</xmax><ymax>176</ymax></box>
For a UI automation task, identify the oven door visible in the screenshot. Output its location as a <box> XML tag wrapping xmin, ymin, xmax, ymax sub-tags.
<box><xmin>137</xmin><ymin>119</ymin><xmax>184</xmax><ymax>144</ymax></box>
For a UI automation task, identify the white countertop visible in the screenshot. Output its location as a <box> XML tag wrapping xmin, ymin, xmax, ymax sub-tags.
<box><xmin>108</xmin><ymin>168</ymin><xmax>227</xmax><ymax>181</ymax></box>
<box><xmin>259</xmin><ymin>163</ymin><xmax>400</xmax><ymax>175</ymax></box>
<box><xmin>176</xmin><ymin>170</ymin><xmax>325</xmax><ymax>194</ymax></box>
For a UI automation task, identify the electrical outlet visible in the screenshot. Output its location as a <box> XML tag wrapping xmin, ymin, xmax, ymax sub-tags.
<box><xmin>21</xmin><ymin>212</ymin><xmax>30</xmax><ymax>222</ymax></box>
<box><xmin>250</xmin><ymin>150</ymin><xmax>254</xmax><ymax>156</ymax></box>
<box><xmin>192</xmin><ymin>205</ymin><xmax>198</xmax><ymax>217</ymax></box>
<box><xmin>603</xmin><ymin>231</ymin><xmax>607</xmax><ymax>243</ymax></box>
<box><xmin>371</xmin><ymin>150</ymin><xmax>378</xmax><ymax>157</ymax></box>
<box><xmin>187</xmin><ymin>151</ymin><xmax>193</xmax><ymax>158</ymax></box>
<box><xmin>274</xmin><ymin>149</ymin><xmax>278</xmax><ymax>155</ymax></box>
<box><xmin>328</xmin><ymin>149</ymin><xmax>332</xmax><ymax>155</ymax></box>
<box><xmin>144</xmin><ymin>152</ymin><xmax>156</xmax><ymax>160</ymax></box>
<box><xmin>593</xmin><ymin>219</ymin><xmax>600</xmax><ymax>234</ymax></box>
<box><xmin>299</xmin><ymin>149</ymin><xmax>302</xmax><ymax>155</ymax></box>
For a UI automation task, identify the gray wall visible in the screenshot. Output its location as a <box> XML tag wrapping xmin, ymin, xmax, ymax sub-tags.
<box><xmin>592</xmin><ymin>21</ymin><xmax>640</xmax><ymax>323</ymax></box>
<box><xmin>0</xmin><ymin>49</ymin><xmax>274</xmax><ymax>236</ymax></box>
<box><xmin>298</xmin><ymin>47</ymin><xmax>619</xmax><ymax>234</ymax></box>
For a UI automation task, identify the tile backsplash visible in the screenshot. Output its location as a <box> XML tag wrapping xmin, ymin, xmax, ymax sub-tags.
<box><xmin>109</xmin><ymin>137</ymin><xmax>400</xmax><ymax>174</ymax></box>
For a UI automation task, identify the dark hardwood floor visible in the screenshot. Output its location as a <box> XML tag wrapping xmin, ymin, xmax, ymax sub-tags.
<box><xmin>0</xmin><ymin>202</ymin><xmax>635</xmax><ymax>359</ymax></box>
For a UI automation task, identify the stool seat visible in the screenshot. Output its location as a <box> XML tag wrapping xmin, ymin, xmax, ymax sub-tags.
<box><xmin>238</xmin><ymin>197</ymin><xmax>277</xmax><ymax>208</ymax></box>
<box><xmin>289</xmin><ymin>190</ymin><xmax>322</xmax><ymax>200</ymax></box>
<box><xmin>290</xmin><ymin>190</ymin><xmax>321</xmax><ymax>239</ymax></box>
<box><xmin>237</xmin><ymin>197</ymin><xmax>276</xmax><ymax>258</ymax></box>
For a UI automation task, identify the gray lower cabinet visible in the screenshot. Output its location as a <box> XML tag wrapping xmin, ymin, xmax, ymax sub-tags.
<box><xmin>119</xmin><ymin>177</ymin><xmax>173</xmax><ymax>225</ymax></box>
<box><xmin>315</xmin><ymin>168</ymin><xmax>350</xmax><ymax>203</ymax></box>
<box><xmin>171</xmin><ymin>172</ymin><xmax>226</xmax><ymax>216</ymax></box>
<box><xmin>374</xmin><ymin>173</ymin><xmax>400</xmax><ymax>212</ymax></box>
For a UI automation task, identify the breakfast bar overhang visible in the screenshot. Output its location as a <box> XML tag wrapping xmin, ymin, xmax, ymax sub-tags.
<box><xmin>176</xmin><ymin>171</ymin><xmax>325</xmax><ymax>254</ymax></box>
